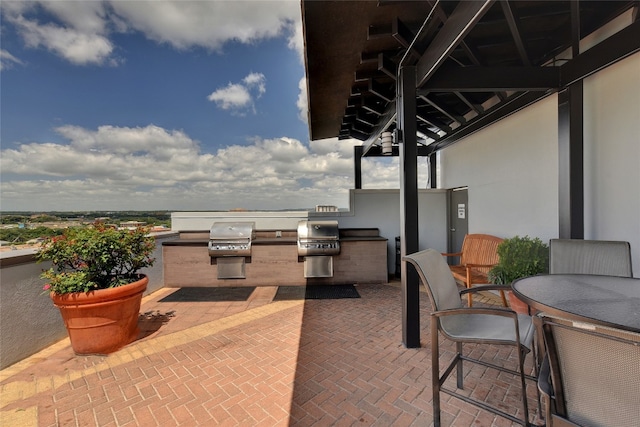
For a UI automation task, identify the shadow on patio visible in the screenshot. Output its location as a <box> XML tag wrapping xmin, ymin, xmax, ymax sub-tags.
<box><xmin>0</xmin><ymin>283</ymin><xmax>542</xmax><ymax>426</ymax></box>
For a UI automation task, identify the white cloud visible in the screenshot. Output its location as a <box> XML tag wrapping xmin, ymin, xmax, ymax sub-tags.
<box><xmin>1</xmin><ymin>1</ymin><xmax>302</xmax><ymax>63</ymax></box>
<box><xmin>207</xmin><ymin>72</ymin><xmax>266</xmax><ymax>114</ymax></box>
<box><xmin>2</xmin><ymin>0</ymin><xmax>308</xmax><ymax>123</ymax></box>
<box><xmin>1</xmin><ymin>125</ymin><xmax>409</xmax><ymax>211</ymax></box>
<box><xmin>243</xmin><ymin>72</ymin><xmax>266</xmax><ymax>95</ymax></box>
<box><xmin>297</xmin><ymin>77</ymin><xmax>308</xmax><ymax>124</ymax></box>
<box><xmin>110</xmin><ymin>1</ymin><xmax>300</xmax><ymax>52</ymax></box>
<box><xmin>0</xmin><ymin>49</ymin><xmax>25</xmax><ymax>70</ymax></box>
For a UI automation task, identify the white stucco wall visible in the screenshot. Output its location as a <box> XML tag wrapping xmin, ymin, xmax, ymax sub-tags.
<box><xmin>171</xmin><ymin>211</ymin><xmax>311</xmax><ymax>231</ymax></box>
<box><xmin>324</xmin><ymin>189</ymin><xmax>448</xmax><ymax>273</ymax></box>
<box><xmin>583</xmin><ymin>52</ymin><xmax>640</xmax><ymax>274</ymax></box>
<box><xmin>439</xmin><ymin>94</ymin><xmax>559</xmax><ymax>242</ymax></box>
<box><xmin>439</xmin><ymin>52</ymin><xmax>639</xmax><ymax>276</ymax></box>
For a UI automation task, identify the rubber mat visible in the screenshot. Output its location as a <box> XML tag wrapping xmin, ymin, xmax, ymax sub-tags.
<box><xmin>159</xmin><ymin>287</ymin><xmax>255</xmax><ymax>302</ymax></box>
<box><xmin>274</xmin><ymin>284</ymin><xmax>360</xmax><ymax>300</ymax></box>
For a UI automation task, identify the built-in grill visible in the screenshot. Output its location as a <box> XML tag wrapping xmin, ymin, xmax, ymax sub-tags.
<box><xmin>208</xmin><ymin>222</ymin><xmax>255</xmax><ymax>279</ymax></box>
<box><xmin>297</xmin><ymin>220</ymin><xmax>340</xmax><ymax>277</ymax></box>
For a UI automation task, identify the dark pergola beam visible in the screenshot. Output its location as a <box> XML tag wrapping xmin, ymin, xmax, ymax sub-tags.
<box><xmin>558</xmin><ymin>83</ymin><xmax>584</xmax><ymax>239</ymax></box>
<box><xmin>354</xmin><ymin>145</ymin><xmax>363</xmax><ymax>189</ymax></box>
<box><xmin>416</xmin><ymin>122</ymin><xmax>441</xmax><ymax>141</ymax></box>
<box><xmin>369</xmin><ymin>79</ymin><xmax>395</xmax><ymax>102</ymax></box>
<box><xmin>561</xmin><ymin>19</ymin><xmax>640</xmax><ymax>86</ymax></box>
<box><xmin>361</xmin><ymin>98</ymin><xmax>387</xmax><ymax>116</ymax></box>
<box><xmin>420</xmin><ymin>94</ymin><xmax>466</xmax><ymax>125</ymax></box>
<box><xmin>500</xmin><ymin>0</ymin><xmax>531</xmax><ymax>65</ymax></box>
<box><xmin>426</xmin><ymin>91</ymin><xmax>551</xmax><ymax>154</ymax></box>
<box><xmin>419</xmin><ymin>66</ymin><xmax>560</xmax><ymax>92</ymax></box>
<box><xmin>570</xmin><ymin>0</ymin><xmax>580</xmax><ymax>58</ymax></box>
<box><xmin>362</xmin><ymin>144</ymin><xmax>433</xmax><ymax>157</ymax></box>
<box><xmin>356</xmin><ymin>110</ymin><xmax>378</xmax><ymax>127</ymax></box>
<box><xmin>398</xmin><ymin>65</ymin><xmax>421</xmax><ymax>349</ymax></box>
<box><xmin>378</xmin><ymin>53</ymin><xmax>398</xmax><ymax>80</ymax></box>
<box><xmin>454</xmin><ymin>91</ymin><xmax>484</xmax><ymax>115</ymax></box>
<box><xmin>416</xmin><ymin>107</ymin><xmax>452</xmax><ymax>133</ymax></box>
<box><xmin>416</xmin><ymin>0</ymin><xmax>495</xmax><ymax>87</ymax></box>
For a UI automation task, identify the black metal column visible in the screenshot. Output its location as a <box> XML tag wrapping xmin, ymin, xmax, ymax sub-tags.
<box><xmin>354</xmin><ymin>145</ymin><xmax>363</xmax><ymax>189</ymax></box>
<box><xmin>429</xmin><ymin>152</ymin><xmax>437</xmax><ymax>188</ymax></box>
<box><xmin>558</xmin><ymin>81</ymin><xmax>584</xmax><ymax>239</ymax></box>
<box><xmin>398</xmin><ymin>66</ymin><xmax>421</xmax><ymax>348</ymax></box>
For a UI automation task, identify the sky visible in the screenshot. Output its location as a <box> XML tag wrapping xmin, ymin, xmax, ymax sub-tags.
<box><xmin>1</xmin><ymin>0</ymin><xmax>428</xmax><ymax>212</ymax></box>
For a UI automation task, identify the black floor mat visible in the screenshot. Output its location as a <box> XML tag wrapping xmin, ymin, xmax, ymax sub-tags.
<box><xmin>274</xmin><ymin>284</ymin><xmax>360</xmax><ymax>301</ymax></box>
<box><xmin>159</xmin><ymin>287</ymin><xmax>255</xmax><ymax>302</ymax></box>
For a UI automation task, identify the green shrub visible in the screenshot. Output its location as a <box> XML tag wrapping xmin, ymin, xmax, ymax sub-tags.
<box><xmin>36</xmin><ymin>223</ymin><xmax>155</xmax><ymax>294</ymax></box>
<box><xmin>488</xmin><ymin>235</ymin><xmax>549</xmax><ymax>285</ymax></box>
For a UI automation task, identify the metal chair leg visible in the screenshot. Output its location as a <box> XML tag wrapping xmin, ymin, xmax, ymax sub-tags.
<box><xmin>456</xmin><ymin>341</ymin><xmax>464</xmax><ymax>389</ymax></box>
<box><xmin>431</xmin><ymin>315</ymin><xmax>441</xmax><ymax>427</ymax></box>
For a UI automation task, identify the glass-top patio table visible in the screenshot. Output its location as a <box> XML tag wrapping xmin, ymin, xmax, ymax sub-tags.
<box><xmin>512</xmin><ymin>274</ymin><xmax>640</xmax><ymax>333</ymax></box>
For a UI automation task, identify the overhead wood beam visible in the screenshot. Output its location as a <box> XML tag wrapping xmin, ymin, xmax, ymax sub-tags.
<box><xmin>416</xmin><ymin>0</ymin><xmax>495</xmax><ymax>87</ymax></box>
<box><xmin>368</xmin><ymin>23</ymin><xmax>393</xmax><ymax>39</ymax></box>
<box><xmin>419</xmin><ymin>65</ymin><xmax>560</xmax><ymax>91</ymax></box>
<box><xmin>501</xmin><ymin>1</ymin><xmax>531</xmax><ymax>66</ymax></box>
<box><xmin>369</xmin><ymin>79</ymin><xmax>395</xmax><ymax>102</ymax></box>
<box><xmin>356</xmin><ymin>110</ymin><xmax>378</xmax><ymax>127</ymax></box>
<box><xmin>352</xmin><ymin>120</ymin><xmax>373</xmax><ymax>135</ymax></box>
<box><xmin>378</xmin><ymin>53</ymin><xmax>397</xmax><ymax>80</ymax></box>
<box><xmin>361</xmin><ymin>102</ymin><xmax>397</xmax><ymax>154</ymax></box>
<box><xmin>420</xmin><ymin>94</ymin><xmax>466</xmax><ymax>125</ymax></box>
<box><xmin>416</xmin><ymin>106</ymin><xmax>452</xmax><ymax>133</ymax></box>
<box><xmin>454</xmin><ymin>91</ymin><xmax>484</xmax><ymax>115</ymax></box>
<box><xmin>361</xmin><ymin>98</ymin><xmax>387</xmax><ymax>116</ymax></box>
<box><xmin>416</xmin><ymin>122</ymin><xmax>441</xmax><ymax>140</ymax></box>
<box><xmin>347</xmin><ymin>128</ymin><xmax>369</xmax><ymax>141</ymax></box>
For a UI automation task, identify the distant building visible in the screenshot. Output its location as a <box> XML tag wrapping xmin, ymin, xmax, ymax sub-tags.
<box><xmin>119</xmin><ymin>221</ymin><xmax>146</xmax><ymax>229</ymax></box>
<box><xmin>315</xmin><ymin>205</ymin><xmax>338</xmax><ymax>212</ymax></box>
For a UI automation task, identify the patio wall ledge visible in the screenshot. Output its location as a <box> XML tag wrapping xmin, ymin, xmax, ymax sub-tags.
<box><xmin>0</xmin><ymin>231</ymin><xmax>177</xmax><ymax>370</ymax></box>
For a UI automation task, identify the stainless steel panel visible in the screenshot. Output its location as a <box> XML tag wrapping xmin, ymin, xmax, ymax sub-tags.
<box><xmin>209</xmin><ymin>222</ymin><xmax>255</xmax><ymax>257</ymax></box>
<box><xmin>297</xmin><ymin>220</ymin><xmax>339</xmax><ymax>240</ymax></box>
<box><xmin>217</xmin><ymin>257</ymin><xmax>246</xmax><ymax>279</ymax></box>
<box><xmin>297</xmin><ymin>220</ymin><xmax>340</xmax><ymax>256</ymax></box>
<box><xmin>303</xmin><ymin>256</ymin><xmax>333</xmax><ymax>278</ymax></box>
<box><xmin>209</xmin><ymin>222</ymin><xmax>255</xmax><ymax>240</ymax></box>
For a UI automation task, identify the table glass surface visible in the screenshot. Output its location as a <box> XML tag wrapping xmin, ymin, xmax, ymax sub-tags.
<box><xmin>512</xmin><ymin>274</ymin><xmax>640</xmax><ymax>333</ymax></box>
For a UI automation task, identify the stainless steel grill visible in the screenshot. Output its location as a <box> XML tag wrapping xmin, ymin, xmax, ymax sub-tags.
<box><xmin>297</xmin><ymin>220</ymin><xmax>340</xmax><ymax>278</ymax></box>
<box><xmin>297</xmin><ymin>220</ymin><xmax>340</xmax><ymax>256</ymax></box>
<box><xmin>208</xmin><ymin>222</ymin><xmax>255</xmax><ymax>257</ymax></box>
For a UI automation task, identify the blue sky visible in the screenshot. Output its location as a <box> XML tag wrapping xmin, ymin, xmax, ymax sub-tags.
<box><xmin>1</xmin><ymin>1</ymin><xmax>424</xmax><ymax>212</ymax></box>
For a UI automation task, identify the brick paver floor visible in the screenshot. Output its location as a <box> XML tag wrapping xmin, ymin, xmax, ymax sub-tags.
<box><xmin>1</xmin><ymin>282</ymin><xmax>544</xmax><ymax>426</ymax></box>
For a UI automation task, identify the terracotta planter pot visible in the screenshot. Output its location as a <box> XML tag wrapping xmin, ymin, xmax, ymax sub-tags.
<box><xmin>507</xmin><ymin>290</ymin><xmax>535</xmax><ymax>315</ymax></box>
<box><xmin>50</xmin><ymin>275</ymin><xmax>148</xmax><ymax>355</ymax></box>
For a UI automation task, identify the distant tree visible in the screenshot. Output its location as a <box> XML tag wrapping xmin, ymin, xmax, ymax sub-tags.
<box><xmin>0</xmin><ymin>227</ymin><xmax>64</xmax><ymax>244</ymax></box>
<box><xmin>0</xmin><ymin>215</ymin><xmax>28</xmax><ymax>224</ymax></box>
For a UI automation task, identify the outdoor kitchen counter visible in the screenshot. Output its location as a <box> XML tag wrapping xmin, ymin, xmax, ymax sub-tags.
<box><xmin>252</xmin><ymin>237</ymin><xmax>297</xmax><ymax>245</ymax></box>
<box><xmin>162</xmin><ymin>228</ymin><xmax>388</xmax><ymax>287</ymax></box>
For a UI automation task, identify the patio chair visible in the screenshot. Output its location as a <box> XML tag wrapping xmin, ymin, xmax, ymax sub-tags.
<box><xmin>549</xmin><ymin>239</ymin><xmax>633</xmax><ymax>277</ymax></box>
<box><xmin>537</xmin><ymin>313</ymin><xmax>640</xmax><ymax>426</ymax></box>
<box><xmin>403</xmin><ymin>249</ymin><xmax>537</xmax><ymax>427</ymax></box>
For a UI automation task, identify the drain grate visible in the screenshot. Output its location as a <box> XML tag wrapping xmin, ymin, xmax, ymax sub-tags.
<box><xmin>159</xmin><ymin>287</ymin><xmax>255</xmax><ymax>302</ymax></box>
<box><xmin>274</xmin><ymin>284</ymin><xmax>360</xmax><ymax>301</ymax></box>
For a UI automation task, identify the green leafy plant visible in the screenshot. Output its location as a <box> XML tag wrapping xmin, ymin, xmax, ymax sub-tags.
<box><xmin>37</xmin><ymin>223</ymin><xmax>155</xmax><ymax>294</ymax></box>
<box><xmin>488</xmin><ymin>235</ymin><xmax>549</xmax><ymax>285</ymax></box>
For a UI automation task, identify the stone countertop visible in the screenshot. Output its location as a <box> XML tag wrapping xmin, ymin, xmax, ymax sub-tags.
<box><xmin>162</xmin><ymin>228</ymin><xmax>387</xmax><ymax>246</ymax></box>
